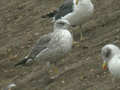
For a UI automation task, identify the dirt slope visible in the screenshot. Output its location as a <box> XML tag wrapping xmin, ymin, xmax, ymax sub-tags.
<box><xmin>0</xmin><ymin>0</ymin><xmax>120</xmax><ymax>90</ymax></box>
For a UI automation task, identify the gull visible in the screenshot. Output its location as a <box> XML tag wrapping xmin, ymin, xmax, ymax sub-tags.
<box><xmin>101</xmin><ymin>44</ymin><xmax>120</xmax><ymax>78</ymax></box>
<box><xmin>42</xmin><ymin>0</ymin><xmax>94</xmax><ymax>43</ymax></box>
<box><xmin>15</xmin><ymin>19</ymin><xmax>73</xmax><ymax>67</ymax></box>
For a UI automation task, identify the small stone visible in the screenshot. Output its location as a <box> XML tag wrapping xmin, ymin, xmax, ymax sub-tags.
<box><xmin>80</xmin><ymin>75</ymin><xmax>85</xmax><ymax>80</ymax></box>
<box><xmin>61</xmin><ymin>80</ymin><xmax>65</xmax><ymax>84</ymax></box>
<box><xmin>96</xmin><ymin>75</ymin><xmax>100</xmax><ymax>78</ymax></box>
<box><xmin>7</xmin><ymin>48</ymin><xmax>12</xmax><ymax>53</ymax></box>
<box><xmin>90</xmin><ymin>69</ymin><xmax>95</xmax><ymax>72</ymax></box>
<box><xmin>34</xmin><ymin>32</ymin><xmax>39</xmax><ymax>36</ymax></box>
<box><xmin>62</xmin><ymin>59</ymin><xmax>65</xmax><ymax>62</ymax></box>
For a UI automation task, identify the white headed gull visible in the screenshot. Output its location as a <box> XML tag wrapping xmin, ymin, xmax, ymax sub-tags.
<box><xmin>101</xmin><ymin>44</ymin><xmax>120</xmax><ymax>78</ymax></box>
<box><xmin>42</xmin><ymin>0</ymin><xmax>94</xmax><ymax>41</ymax></box>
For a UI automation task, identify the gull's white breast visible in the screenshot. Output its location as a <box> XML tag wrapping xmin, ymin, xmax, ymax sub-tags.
<box><xmin>62</xmin><ymin>0</ymin><xmax>94</xmax><ymax>25</ymax></box>
<box><xmin>108</xmin><ymin>55</ymin><xmax>120</xmax><ymax>78</ymax></box>
<box><xmin>55</xmin><ymin>30</ymin><xmax>73</xmax><ymax>53</ymax></box>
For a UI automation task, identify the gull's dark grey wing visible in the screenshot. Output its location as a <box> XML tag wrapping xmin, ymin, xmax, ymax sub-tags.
<box><xmin>55</xmin><ymin>0</ymin><xmax>73</xmax><ymax>20</ymax></box>
<box><xmin>15</xmin><ymin>33</ymin><xmax>52</xmax><ymax>67</ymax></box>
<box><xmin>41</xmin><ymin>0</ymin><xmax>73</xmax><ymax>20</ymax></box>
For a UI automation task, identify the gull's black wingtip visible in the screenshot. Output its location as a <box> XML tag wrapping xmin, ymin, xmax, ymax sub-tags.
<box><xmin>41</xmin><ymin>10</ymin><xmax>57</xmax><ymax>18</ymax></box>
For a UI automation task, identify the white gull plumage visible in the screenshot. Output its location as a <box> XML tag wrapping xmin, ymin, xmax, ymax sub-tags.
<box><xmin>42</xmin><ymin>0</ymin><xmax>94</xmax><ymax>26</ymax></box>
<box><xmin>61</xmin><ymin>0</ymin><xmax>94</xmax><ymax>26</ymax></box>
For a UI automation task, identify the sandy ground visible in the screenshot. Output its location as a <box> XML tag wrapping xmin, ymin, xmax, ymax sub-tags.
<box><xmin>0</xmin><ymin>0</ymin><xmax>120</xmax><ymax>90</ymax></box>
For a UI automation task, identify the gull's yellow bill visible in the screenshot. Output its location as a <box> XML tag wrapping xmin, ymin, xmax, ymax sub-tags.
<box><xmin>102</xmin><ymin>61</ymin><xmax>107</xmax><ymax>70</ymax></box>
<box><xmin>76</xmin><ymin>0</ymin><xmax>79</xmax><ymax>5</ymax></box>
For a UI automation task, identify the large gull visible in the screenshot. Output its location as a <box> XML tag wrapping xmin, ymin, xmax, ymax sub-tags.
<box><xmin>3</xmin><ymin>20</ymin><xmax>73</xmax><ymax>89</ymax></box>
<box><xmin>101</xmin><ymin>44</ymin><xmax>120</xmax><ymax>78</ymax></box>
<box><xmin>42</xmin><ymin>0</ymin><xmax>94</xmax><ymax>42</ymax></box>
<box><xmin>15</xmin><ymin>19</ymin><xmax>73</xmax><ymax>67</ymax></box>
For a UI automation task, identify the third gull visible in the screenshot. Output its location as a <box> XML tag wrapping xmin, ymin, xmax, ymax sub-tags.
<box><xmin>101</xmin><ymin>44</ymin><xmax>120</xmax><ymax>78</ymax></box>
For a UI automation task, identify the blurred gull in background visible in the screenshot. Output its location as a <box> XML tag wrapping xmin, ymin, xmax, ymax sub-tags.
<box><xmin>42</xmin><ymin>0</ymin><xmax>94</xmax><ymax>43</ymax></box>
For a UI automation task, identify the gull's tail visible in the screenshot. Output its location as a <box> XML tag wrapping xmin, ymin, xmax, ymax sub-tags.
<box><xmin>14</xmin><ymin>57</ymin><xmax>32</xmax><ymax>67</ymax></box>
<box><xmin>41</xmin><ymin>10</ymin><xmax>57</xmax><ymax>18</ymax></box>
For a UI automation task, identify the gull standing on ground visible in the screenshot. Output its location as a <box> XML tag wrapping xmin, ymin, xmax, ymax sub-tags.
<box><xmin>15</xmin><ymin>19</ymin><xmax>73</xmax><ymax>67</ymax></box>
<box><xmin>101</xmin><ymin>44</ymin><xmax>120</xmax><ymax>78</ymax></box>
<box><xmin>42</xmin><ymin>0</ymin><xmax>94</xmax><ymax>43</ymax></box>
<box><xmin>4</xmin><ymin>19</ymin><xmax>73</xmax><ymax>90</ymax></box>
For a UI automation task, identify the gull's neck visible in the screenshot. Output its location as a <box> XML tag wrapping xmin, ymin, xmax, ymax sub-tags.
<box><xmin>73</xmin><ymin>0</ymin><xmax>92</xmax><ymax>6</ymax></box>
<box><xmin>53</xmin><ymin>24</ymin><xmax>68</xmax><ymax>31</ymax></box>
<box><xmin>54</xmin><ymin>27</ymin><xmax>66</xmax><ymax>31</ymax></box>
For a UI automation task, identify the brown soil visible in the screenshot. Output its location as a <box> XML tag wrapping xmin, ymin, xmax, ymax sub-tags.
<box><xmin>0</xmin><ymin>0</ymin><xmax>120</xmax><ymax>90</ymax></box>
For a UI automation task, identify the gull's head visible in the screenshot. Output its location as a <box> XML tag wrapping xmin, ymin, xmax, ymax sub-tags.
<box><xmin>75</xmin><ymin>0</ymin><xmax>91</xmax><ymax>5</ymax></box>
<box><xmin>101</xmin><ymin>44</ymin><xmax>120</xmax><ymax>70</ymax></box>
<box><xmin>54</xmin><ymin>19</ymin><xmax>70</xmax><ymax>30</ymax></box>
